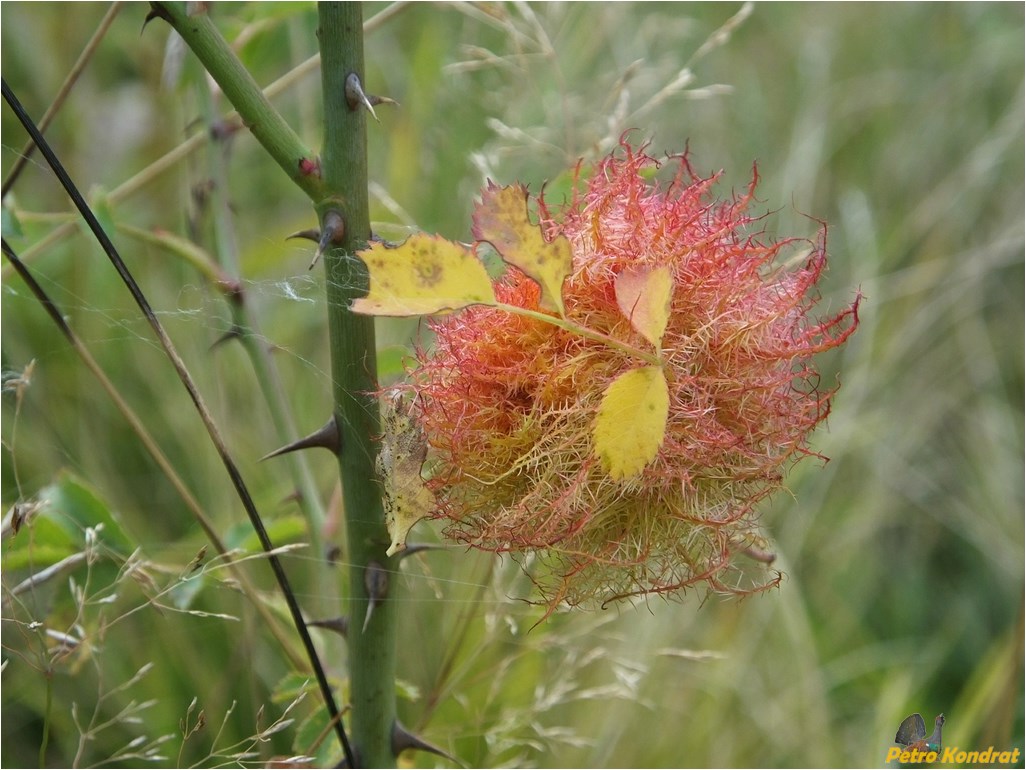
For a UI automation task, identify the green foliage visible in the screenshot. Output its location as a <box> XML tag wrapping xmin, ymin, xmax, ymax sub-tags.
<box><xmin>2</xmin><ymin>3</ymin><xmax>1022</xmax><ymax>768</ymax></box>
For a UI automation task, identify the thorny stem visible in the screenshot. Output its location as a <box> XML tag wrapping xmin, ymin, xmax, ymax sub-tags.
<box><xmin>5</xmin><ymin>58</ymin><xmax>357</xmax><ymax>765</ymax></box>
<box><xmin>0</xmin><ymin>3</ymin><xmax>406</xmax><ymax>283</ymax></box>
<box><xmin>317</xmin><ymin>3</ymin><xmax>399</xmax><ymax>766</ymax></box>
<box><xmin>154</xmin><ymin>2</ymin><xmax>324</xmax><ymax>201</ymax></box>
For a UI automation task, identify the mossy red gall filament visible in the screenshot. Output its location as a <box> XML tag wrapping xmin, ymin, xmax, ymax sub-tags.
<box><xmin>360</xmin><ymin>139</ymin><xmax>860</xmax><ymax>612</ymax></box>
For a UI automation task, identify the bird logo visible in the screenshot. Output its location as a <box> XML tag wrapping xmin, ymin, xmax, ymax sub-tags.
<box><xmin>894</xmin><ymin>713</ymin><xmax>946</xmax><ymax>754</ymax></box>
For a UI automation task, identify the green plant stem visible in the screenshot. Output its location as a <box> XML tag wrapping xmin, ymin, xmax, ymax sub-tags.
<box><xmin>39</xmin><ymin>671</ymin><xmax>52</xmax><ymax>767</ymax></box>
<box><xmin>0</xmin><ymin>4</ymin><xmax>407</xmax><ymax>283</ymax></box>
<box><xmin>317</xmin><ymin>3</ymin><xmax>398</xmax><ymax>766</ymax></box>
<box><xmin>197</xmin><ymin>80</ymin><xmax>328</xmax><ymax>566</ymax></box>
<box><xmin>498</xmin><ymin>302</ymin><xmax>662</xmax><ymax>365</ymax></box>
<box><xmin>117</xmin><ymin>223</ymin><xmax>236</xmax><ymax>290</ymax></box>
<box><xmin>3</xmin><ymin>239</ymin><xmax>307</xmax><ymax>669</ymax></box>
<box><xmin>156</xmin><ymin>2</ymin><xmax>324</xmax><ymax>201</ymax></box>
<box><xmin>4</xmin><ymin>74</ymin><xmax>352</xmax><ymax>760</ymax></box>
<box><xmin>3</xmin><ymin>3</ymin><xmax>124</xmax><ymax>195</ymax></box>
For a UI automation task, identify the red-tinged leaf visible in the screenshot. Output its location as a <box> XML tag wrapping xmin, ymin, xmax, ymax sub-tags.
<box><xmin>614</xmin><ymin>265</ymin><xmax>673</xmax><ymax>348</ymax></box>
<box><xmin>472</xmin><ymin>182</ymin><xmax>572</xmax><ymax>315</ymax></box>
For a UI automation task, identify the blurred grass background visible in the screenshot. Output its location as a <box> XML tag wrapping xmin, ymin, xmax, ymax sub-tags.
<box><xmin>2</xmin><ymin>2</ymin><xmax>1022</xmax><ymax>767</ymax></box>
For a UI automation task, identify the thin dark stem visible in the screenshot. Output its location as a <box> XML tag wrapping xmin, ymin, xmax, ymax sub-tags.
<box><xmin>0</xmin><ymin>2</ymin><xmax>408</xmax><ymax>285</ymax></box>
<box><xmin>1</xmin><ymin>2</ymin><xmax>122</xmax><ymax>196</ymax></box>
<box><xmin>196</xmin><ymin>78</ymin><xmax>327</xmax><ymax>566</ymax></box>
<box><xmin>1</xmin><ymin>77</ymin><xmax>355</xmax><ymax>768</ymax></box>
<box><xmin>154</xmin><ymin>1</ymin><xmax>324</xmax><ymax>201</ymax></box>
<box><xmin>2</xmin><ymin>237</ymin><xmax>308</xmax><ymax>670</ymax></box>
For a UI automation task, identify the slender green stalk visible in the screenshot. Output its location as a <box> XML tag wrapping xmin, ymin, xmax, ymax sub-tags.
<box><xmin>116</xmin><ymin>223</ymin><xmax>236</xmax><ymax>289</ymax></box>
<box><xmin>3</xmin><ymin>239</ymin><xmax>307</xmax><ymax>669</ymax></box>
<box><xmin>142</xmin><ymin>3</ymin><xmax>395</xmax><ymax>761</ymax></box>
<box><xmin>317</xmin><ymin>4</ymin><xmax>398</xmax><ymax>766</ymax></box>
<box><xmin>2</xmin><ymin>2</ymin><xmax>123</xmax><ymax>196</ymax></box>
<box><xmin>196</xmin><ymin>80</ymin><xmax>327</xmax><ymax>565</ymax></box>
<box><xmin>156</xmin><ymin>2</ymin><xmax>324</xmax><ymax>201</ymax></box>
<box><xmin>6</xmin><ymin>67</ymin><xmax>356</xmax><ymax>761</ymax></box>
<box><xmin>39</xmin><ymin>671</ymin><xmax>52</xmax><ymax>767</ymax></box>
<box><xmin>498</xmin><ymin>303</ymin><xmax>662</xmax><ymax>365</ymax></box>
<box><xmin>0</xmin><ymin>3</ymin><xmax>407</xmax><ymax>283</ymax></box>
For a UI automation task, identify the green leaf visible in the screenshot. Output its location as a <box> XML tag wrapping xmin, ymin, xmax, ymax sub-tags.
<box><xmin>472</xmin><ymin>182</ymin><xmax>572</xmax><ymax>315</ymax></box>
<box><xmin>1</xmin><ymin>539</ymin><xmax>76</xmax><ymax>573</ymax></box>
<box><xmin>223</xmin><ymin>514</ymin><xmax>308</xmax><ymax>552</ymax></box>
<box><xmin>539</xmin><ymin>165</ymin><xmax>590</xmax><ymax>210</ymax></box>
<box><xmin>272</xmin><ymin>672</ymin><xmax>323</xmax><ymax>704</ymax></box>
<box><xmin>2</xmin><ymin>202</ymin><xmax>23</xmax><ymax>239</ymax></box>
<box><xmin>593</xmin><ymin>366</ymin><xmax>670</xmax><ymax>480</ymax></box>
<box><xmin>2</xmin><ymin>474</ymin><xmax>132</xmax><ymax>597</ymax></box>
<box><xmin>41</xmin><ymin>472</ymin><xmax>134</xmax><ymax>555</ymax></box>
<box><xmin>353</xmin><ymin>233</ymin><xmax>497</xmax><ymax>316</ymax></box>
<box><xmin>294</xmin><ymin>711</ymin><xmax>340</xmax><ymax>768</ymax></box>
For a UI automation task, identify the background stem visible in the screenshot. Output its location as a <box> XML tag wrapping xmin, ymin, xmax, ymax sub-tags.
<box><xmin>157</xmin><ymin>2</ymin><xmax>324</xmax><ymax>201</ymax></box>
<box><xmin>196</xmin><ymin>79</ymin><xmax>327</xmax><ymax>569</ymax></box>
<box><xmin>317</xmin><ymin>3</ymin><xmax>398</xmax><ymax>766</ymax></box>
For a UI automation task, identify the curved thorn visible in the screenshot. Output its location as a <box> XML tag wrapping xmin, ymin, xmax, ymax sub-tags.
<box><xmin>308</xmin><ymin>616</ymin><xmax>349</xmax><ymax>639</ymax></box>
<box><xmin>143</xmin><ymin>3</ymin><xmax>171</xmax><ymax>31</ymax></box>
<box><xmin>368</xmin><ymin>94</ymin><xmax>400</xmax><ymax>110</ymax></box>
<box><xmin>209</xmin><ymin>325</ymin><xmax>243</xmax><ymax>351</ymax></box>
<box><xmin>279</xmin><ymin>489</ymin><xmax>304</xmax><ymax>506</ymax></box>
<box><xmin>286</xmin><ymin>227</ymin><xmax>324</xmax><ymax>270</ymax></box>
<box><xmin>396</xmin><ymin>543</ymin><xmax>444</xmax><ymax>560</ymax></box>
<box><xmin>362</xmin><ymin>560</ymin><xmax>389</xmax><ymax>633</ymax></box>
<box><xmin>260</xmin><ymin>415</ymin><xmax>341</xmax><ymax>461</ymax></box>
<box><xmin>310</xmin><ymin>210</ymin><xmax>345</xmax><ymax>270</ymax></box>
<box><xmin>287</xmin><ymin>228</ymin><xmax>321</xmax><ymax>243</ymax></box>
<box><xmin>310</xmin><ymin>234</ymin><xmax>328</xmax><ymax>270</ymax></box>
<box><xmin>392</xmin><ymin>720</ymin><xmax>464</xmax><ymax>767</ymax></box>
<box><xmin>731</xmin><ymin>535</ymin><xmax>777</xmax><ymax>565</ymax></box>
<box><xmin>740</xmin><ymin>544</ymin><xmax>777</xmax><ymax>564</ymax></box>
<box><xmin>344</xmin><ymin>72</ymin><xmax>379</xmax><ymax>122</ymax></box>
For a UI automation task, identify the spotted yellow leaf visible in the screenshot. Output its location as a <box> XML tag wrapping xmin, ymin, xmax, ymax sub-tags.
<box><xmin>353</xmin><ymin>233</ymin><xmax>496</xmax><ymax>316</ymax></box>
<box><xmin>614</xmin><ymin>265</ymin><xmax>673</xmax><ymax>348</ymax></box>
<box><xmin>377</xmin><ymin>392</ymin><xmax>435</xmax><ymax>556</ymax></box>
<box><xmin>472</xmin><ymin>183</ymin><xmax>572</xmax><ymax>315</ymax></box>
<box><xmin>593</xmin><ymin>365</ymin><xmax>669</xmax><ymax>480</ymax></box>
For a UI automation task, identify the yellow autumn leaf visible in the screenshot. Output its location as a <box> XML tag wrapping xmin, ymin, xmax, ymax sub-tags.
<box><xmin>353</xmin><ymin>233</ymin><xmax>496</xmax><ymax>316</ymax></box>
<box><xmin>377</xmin><ymin>392</ymin><xmax>435</xmax><ymax>557</ymax></box>
<box><xmin>614</xmin><ymin>265</ymin><xmax>673</xmax><ymax>348</ymax></box>
<box><xmin>593</xmin><ymin>365</ymin><xmax>669</xmax><ymax>480</ymax></box>
<box><xmin>472</xmin><ymin>183</ymin><xmax>572</xmax><ymax>315</ymax></box>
